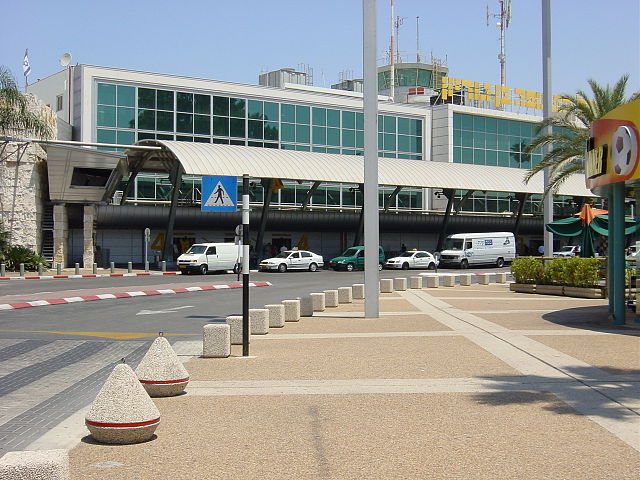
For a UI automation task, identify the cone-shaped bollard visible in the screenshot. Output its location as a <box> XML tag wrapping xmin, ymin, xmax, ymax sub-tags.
<box><xmin>85</xmin><ymin>363</ymin><xmax>160</xmax><ymax>444</ymax></box>
<box><xmin>136</xmin><ymin>336</ymin><xmax>190</xmax><ymax>397</ymax></box>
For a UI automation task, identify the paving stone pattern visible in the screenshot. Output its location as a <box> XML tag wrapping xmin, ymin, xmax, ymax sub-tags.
<box><xmin>0</xmin><ymin>339</ymin><xmax>148</xmax><ymax>455</ymax></box>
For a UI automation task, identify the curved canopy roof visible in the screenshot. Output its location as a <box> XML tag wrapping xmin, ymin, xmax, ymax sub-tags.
<box><xmin>128</xmin><ymin>140</ymin><xmax>593</xmax><ymax>197</ymax></box>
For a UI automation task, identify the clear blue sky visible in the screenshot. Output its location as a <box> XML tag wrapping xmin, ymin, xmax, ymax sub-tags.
<box><xmin>1</xmin><ymin>0</ymin><xmax>638</xmax><ymax>96</ymax></box>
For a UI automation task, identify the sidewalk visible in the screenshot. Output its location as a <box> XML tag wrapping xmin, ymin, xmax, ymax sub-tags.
<box><xmin>0</xmin><ymin>267</ymin><xmax>180</xmax><ymax>280</ymax></box>
<box><xmin>64</xmin><ymin>283</ymin><xmax>640</xmax><ymax>479</ymax></box>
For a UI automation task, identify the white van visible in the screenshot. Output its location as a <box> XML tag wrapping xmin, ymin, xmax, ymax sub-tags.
<box><xmin>438</xmin><ymin>232</ymin><xmax>515</xmax><ymax>269</ymax></box>
<box><xmin>177</xmin><ymin>243</ymin><xmax>241</xmax><ymax>275</ymax></box>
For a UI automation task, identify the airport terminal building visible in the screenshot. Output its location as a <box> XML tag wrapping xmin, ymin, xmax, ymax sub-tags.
<box><xmin>24</xmin><ymin>63</ymin><xmax>594</xmax><ymax>265</ymax></box>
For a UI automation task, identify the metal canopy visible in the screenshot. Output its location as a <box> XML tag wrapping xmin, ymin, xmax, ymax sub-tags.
<box><xmin>128</xmin><ymin>140</ymin><xmax>593</xmax><ymax>197</ymax></box>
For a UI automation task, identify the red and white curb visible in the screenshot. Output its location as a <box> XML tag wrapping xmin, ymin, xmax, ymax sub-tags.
<box><xmin>0</xmin><ymin>272</ymin><xmax>181</xmax><ymax>281</ymax></box>
<box><xmin>0</xmin><ymin>282</ymin><xmax>272</xmax><ymax>311</ymax></box>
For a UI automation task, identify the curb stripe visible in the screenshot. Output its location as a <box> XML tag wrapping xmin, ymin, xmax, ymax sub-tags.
<box><xmin>139</xmin><ymin>377</ymin><xmax>190</xmax><ymax>385</ymax></box>
<box><xmin>86</xmin><ymin>418</ymin><xmax>160</xmax><ymax>428</ymax></box>
<box><xmin>0</xmin><ymin>282</ymin><xmax>272</xmax><ymax>311</ymax></box>
<box><xmin>0</xmin><ymin>272</ymin><xmax>180</xmax><ymax>281</ymax></box>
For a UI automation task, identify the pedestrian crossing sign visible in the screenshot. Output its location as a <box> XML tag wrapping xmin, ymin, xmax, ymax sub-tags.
<box><xmin>201</xmin><ymin>176</ymin><xmax>237</xmax><ymax>212</ymax></box>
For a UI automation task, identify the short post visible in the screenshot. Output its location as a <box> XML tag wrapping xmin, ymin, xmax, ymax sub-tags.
<box><xmin>161</xmin><ymin>260</ymin><xmax>166</xmax><ymax>272</ymax></box>
<box><xmin>424</xmin><ymin>275</ymin><xmax>438</xmax><ymax>288</ymax></box>
<box><xmin>127</xmin><ymin>262</ymin><xmax>133</xmax><ymax>273</ymax></box>
<box><xmin>409</xmin><ymin>276</ymin><xmax>422</xmax><ymax>289</ymax></box>
<box><xmin>74</xmin><ymin>263</ymin><xmax>80</xmax><ymax>275</ymax></box>
<box><xmin>352</xmin><ymin>284</ymin><xmax>365</xmax><ymax>299</ymax></box>
<box><xmin>144</xmin><ymin>260</ymin><xmax>149</xmax><ymax>272</ymax></box>
<box><xmin>496</xmin><ymin>272</ymin><xmax>507</xmax><ymax>283</ymax></box>
<box><xmin>202</xmin><ymin>323</ymin><xmax>231</xmax><ymax>358</ymax></box>
<box><xmin>442</xmin><ymin>275</ymin><xmax>455</xmax><ymax>287</ymax></box>
<box><xmin>379</xmin><ymin>278</ymin><xmax>394</xmax><ymax>293</ymax></box>
<box><xmin>56</xmin><ymin>263</ymin><xmax>62</xmax><ymax>275</ymax></box>
<box><xmin>92</xmin><ymin>263</ymin><xmax>97</xmax><ymax>275</ymax></box>
<box><xmin>110</xmin><ymin>261</ymin><xmax>115</xmax><ymax>274</ymax></box>
<box><xmin>144</xmin><ymin>227</ymin><xmax>150</xmax><ymax>273</ymax></box>
<box><xmin>0</xmin><ymin>263</ymin><xmax>5</xmax><ymax>277</ymax></box>
<box><xmin>393</xmin><ymin>277</ymin><xmax>407</xmax><ymax>291</ymax></box>
<box><xmin>459</xmin><ymin>274</ymin><xmax>472</xmax><ymax>286</ymax></box>
<box><xmin>37</xmin><ymin>263</ymin><xmax>43</xmax><ymax>276</ymax></box>
<box><xmin>478</xmin><ymin>273</ymin><xmax>490</xmax><ymax>285</ymax></box>
<box><xmin>19</xmin><ymin>263</ymin><xmax>25</xmax><ymax>276</ymax></box>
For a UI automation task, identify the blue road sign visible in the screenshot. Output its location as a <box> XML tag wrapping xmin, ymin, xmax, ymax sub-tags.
<box><xmin>201</xmin><ymin>176</ymin><xmax>238</xmax><ymax>212</ymax></box>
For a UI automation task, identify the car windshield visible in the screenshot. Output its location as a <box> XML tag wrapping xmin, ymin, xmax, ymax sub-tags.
<box><xmin>341</xmin><ymin>248</ymin><xmax>360</xmax><ymax>257</ymax></box>
<box><xmin>185</xmin><ymin>245</ymin><xmax>207</xmax><ymax>254</ymax></box>
<box><xmin>560</xmin><ymin>246</ymin><xmax>574</xmax><ymax>252</ymax></box>
<box><xmin>274</xmin><ymin>252</ymin><xmax>290</xmax><ymax>258</ymax></box>
<box><xmin>443</xmin><ymin>239</ymin><xmax>464</xmax><ymax>250</ymax></box>
<box><xmin>398</xmin><ymin>252</ymin><xmax>414</xmax><ymax>257</ymax></box>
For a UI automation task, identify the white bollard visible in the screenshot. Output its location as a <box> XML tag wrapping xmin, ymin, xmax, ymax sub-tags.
<box><xmin>409</xmin><ymin>276</ymin><xmax>422</xmax><ymax>289</ymax></box>
<box><xmin>249</xmin><ymin>308</ymin><xmax>269</xmax><ymax>334</ymax></box>
<box><xmin>442</xmin><ymin>275</ymin><xmax>456</xmax><ymax>287</ymax></box>
<box><xmin>283</xmin><ymin>299</ymin><xmax>301</xmax><ymax>322</ymax></box>
<box><xmin>424</xmin><ymin>275</ymin><xmax>438</xmax><ymax>288</ymax></box>
<box><xmin>265</xmin><ymin>304</ymin><xmax>285</xmax><ymax>328</ymax></box>
<box><xmin>299</xmin><ymin>296</ymin><xmax>314</xmax><ymax>317</ymax></box>
<box><xmin>393</xmin><ymin>277</ymin><xmax>407</xmax><ymax>291</ymax></box>
<box><xmin>226</xmin><ymin>315</ymin><xmax>244</xmax><ymax>345</ymax></box>
<box><xmin>0</xmin><ymin>449</ymin><xmax>69</xmax><ymax>480</ymax></box>
<box><xmin>352</xmin><ymin>284</ymin><xmax>365</xmax><ymax>299</ymax></box>
<box><xmin>337</xmin><ymin>287</ymin><xmax>353</xmax><ymax>303</ymax></box>
<box><xmin>310</xmin><ymin>293</ymin><xmax>326</xmax><ymax>312</ymax></box>
<box><xmin>202</xmin><ymin>323</ymin><xmax>231</xmax><ymax>357</ymax></box>
<box><xmin>380</xmin><ymin>279</ymin><xmax>394</xmax><ymax>293</ymax></box>
<box><xmin>478</xmin><ymin>273</ymin><xmax>490</xmax><ymax>285</ymax></box>
<box><xmin>324</xmin><ymin>290</ymin><xmax>339</xmax><ymax>307</ymax></box>
<box><xmin>496</xmin><ymin>272</ymin><xmax>507</xmax><ymax>284</ymax></box>
<box><xmin>459</xmin><ymin>274</ymin><xmax>472</xmax><ymax>286</ymax></box>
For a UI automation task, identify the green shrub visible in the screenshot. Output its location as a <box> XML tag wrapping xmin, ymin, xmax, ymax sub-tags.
<box><xmin>5</xmin><ymin>245</ymin><xmax>49</xmax><ymax>271</ymax></box>
<box><xmin>543</xmin><ymin>258</ymin><xmax>568</xmax><ymax>285</ymax></box>
<box><xmin>565</xmin><ymin>257</ymin><xmax>601</xmax><ymax>287</ymax></box>
<box><xmin>511</xmin><ymin>257</ymin><xmax>543</xmax><ymax>284</ymax></box>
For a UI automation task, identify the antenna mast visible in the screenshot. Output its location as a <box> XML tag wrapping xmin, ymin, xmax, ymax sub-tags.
<box><xmin>390</xmin><ymin>0</ymin><xmax>395</xmax><ymax>100</ymax></box>
<box><xmin>416</xmin><ymin>16</ymin><xmax>421</xmax><ymax>62</ymax></box>
<box><xmin>487</xmin><ymin>0</ymin><xmax>512</xmax><ymax>86</ymax></box>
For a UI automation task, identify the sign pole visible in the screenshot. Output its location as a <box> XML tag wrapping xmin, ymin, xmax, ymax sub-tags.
<box><xmin>144</xmin><ymin>228</ymin><xmax>150</xmax><ymax>272</ymax></box>
<box><xmin>242</xmin><ymin>174</ymin><xmax>250</xmax><ymax>357</ymax></box>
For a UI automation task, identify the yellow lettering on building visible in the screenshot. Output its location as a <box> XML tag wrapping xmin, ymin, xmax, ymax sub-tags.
<box><xmin>585</xmin><ymin>146</ymin><xmax>606</xmax><ymax>178</ymax></box>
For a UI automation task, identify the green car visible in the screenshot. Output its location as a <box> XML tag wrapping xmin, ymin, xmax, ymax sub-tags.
<box><xmin>329</xmin><ymin>246</ymin><xmax>385</xmax><ymax>272</ymax></box>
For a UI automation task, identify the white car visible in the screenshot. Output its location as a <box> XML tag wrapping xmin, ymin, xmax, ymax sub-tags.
<box><xmin>553</xmin><ymin>245</ymin><xmax>581</xmax><ymax>257</ymax></box>
<box><xmin>385</xmin><ymin>250</ymin><xmax>438</xmax><ymax>270</ymax></box>
<box><xmin>259</xmin><ymin>250</ymin><xmax>324</xmax><ymax>273</ymax></box>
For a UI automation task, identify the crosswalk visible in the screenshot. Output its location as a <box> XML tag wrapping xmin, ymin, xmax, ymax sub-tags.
<box><xmin>0</xmin><ymin>338</ymin><xmax>150</xmax><ymax>455</ymax></box>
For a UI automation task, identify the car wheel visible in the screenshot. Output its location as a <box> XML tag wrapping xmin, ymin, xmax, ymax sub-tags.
<box><xmin>460</xmin><ymin>259</ymin><xmax>468</xmax><ymax>269</ymax></box>
<box><xmin>378</xmin><ymin>263</ymin><xmax>383</xmax><ymax>271</ymax></box>
<box><xmin>199</xmin><ymin>264</ymin><xmax>208</xmax><ymax>275</ymax></box>
<box><xmin>233</xmin><ymin>263</ymin><xmax>241</xmax><ymax>274</ymax></box>
<box><xmin>309</xmin><ymin>263</ymin><xmax>318</xmax><ymax>272</ymax></box>
<box><xmin>496</xmin><ymin>257</ymin><xmax>505</xmax><ymax>268</ymax></box>
<box><xmin>346</xmin><ymin>263</ymin><xmax>354</xmax><ymax>272</ymax></box>
<box><xmin>402</xmin><ymin>262</ymin><xmax>410</xmax><ymax>270</ymax></box>
<box><xmin>428</xmin><ymin>262</ymin><xmax>436</xmax><ymax>270</ymax></box>
<box><xmin>278</xmin><ymin>263</ymin><xmax>287</xmax><ymax>273</ymax></box>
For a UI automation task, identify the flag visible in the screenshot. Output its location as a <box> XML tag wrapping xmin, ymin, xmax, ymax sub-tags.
<box><xmin>23</xmin><ymin>49</ymin><xmax>31</xmax><ymax>77</ymax></box>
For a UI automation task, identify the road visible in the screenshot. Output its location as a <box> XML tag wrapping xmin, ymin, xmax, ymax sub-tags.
<box><xmin>0</xmin><ymin>266</ymin><xmax>512</xmax><ymax>454</ymax></box>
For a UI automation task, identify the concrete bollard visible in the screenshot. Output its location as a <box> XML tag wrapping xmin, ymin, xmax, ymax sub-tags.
<box><xmin>324</xmin><ymin>290</ymin><xmax>339</xmax><ymax>307</ymax></box>
<box><xmin>442</xmin><ymin>275</ymin><xmax>456</xmax><ymax>287</ymax></box>
<box><xmin>459</xmin><ymin>274</ymin><xmax>472</xmax><ymax>286</ymax></box>
<box><xmin>299</xmin><ymin>296</ymin><xmax>314</xmax><ymax>317</ymax></box>
<box><xmin>352</xmin><ymin>283</ymin><xmax>365</xmax><ymax>299</ymax></box>
<box><xmin>226</xmin><ymin>315</ymin><xmax>244</xmax><ymax>345</ymax></box>
<box><xmin>424</xmin><ymin>275</ymin><xmax>438</xmax><ymax>288</ymax></box>
<box><xmin>110</xmin><ymin>262</ymin><xmax>115</xmax><ymax>274</ymax></box>
<box><xmin>38</xmin><ymin>263</ymin><xmax>44</xmax><ymax>276</ymax></box>
<box><xmin>0</xmin><ymin>263</ymin><xmax>5</xmax><ymax>277</ymax></box>
<box><xmin>135</xmin><ymin>336</ymin><xmax>190</xmax><ymax>397</ymax></box>
<box><xmin>75</xmin><ymin>263</ymin><xmax>80</xmax><ymax>275</ymax></box>
<box><xmin>93</xmin><ymin>263</ymin><xmax>98</xmax><ymax>275</ymax></box>
<box><xmin>310</xmin><ymin>293</ymin><xmax>326</xmax><ymax>312</ymax></box>
<box><xmin>338</xmin><ymin>286</ymin><xmax>353</xmax><ymax>303</ymax></box>
<box><xmin>85</xmin><ymin>363</ymin><xmax>160</xmax><ymax>444</ymax></box>
<box><xmin>409</xmin><ymin>276</ymin><xmax>422</xmax><ymax>289</ymax></box>
<box><xmin>393</xmin><ymin>277</ymin><xmax>407</xmax><ymax>291</ymax></box>
<box><xmin>202</xmin><ymin>323</ymin><xmax>231</xmax><ymax>358</ymax></box>
<box><xmin>145</xmin><ymin>261</ymin><xmax>149</xmax><ymax>272</ymax></box>
<box><xmin>161</xmin><ymin>260</ymin><xmax>166</xmax><ymax>272</ymax></box>
<box><xmin>0</xmin><ymin>449</ymin><xmax>69</xmax><ymax>480</ymax></box>
<box><xmin>282</xmin><ymin>299</ymin><xmax>301</xmax><ymax>322</ymax></box>
<box><xmin>380</xmin><ymin>278</ymin><xmax>394</xmax><ymax>293</ymax></box>
<box><xmin>478</xmin><ymin>273</ymin><xmax>490</xmax><ymax>285</ymax></box>
<box><xmin>249</xmin><ymin>309</ymin><xmax>269</xmax><ymax>334</ymax></box>
<box><xmin>265</xmin><ymin>304</ymin><xmax>285</xmax><ymax>328</ymax></box>
<box><xmin>57</xmin><ymin>263</ymin><xmax>62</xmax><ymax>275</ymax></box>
<box><xmin>127</xmin><ymin>262</ymin><xmax>133</xmax><ymax>273</ymax></box>
<box><xmin>496</xmin><ymin>272</ymin><xmax>507</xmax><ymax>283</ymax></box>
<box><xmin>19</xmin><ymin>263</ymin><xmax>25</xmax><ymax>276</ymax></box>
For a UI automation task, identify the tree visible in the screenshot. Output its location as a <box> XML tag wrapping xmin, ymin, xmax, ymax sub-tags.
<box><xmin>0</xmin><ymin>66</ymin><xmax>53</xmax><ymax>139</ymax></box>
<box><xmin>524</xmin><ymin>75</ymin><xmax>639</xmax><ymax>195</ymax></box>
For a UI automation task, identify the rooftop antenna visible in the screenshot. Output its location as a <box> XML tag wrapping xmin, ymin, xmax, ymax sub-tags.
<box><xmin>389</xmin><ymin>0</ymin><xmax>395</xmax><ymax>100</ymax></box>
<box><xmin>394</xmin><ymin>15</ymin><xmax>404</xmax><ymax>64</ymax></box>
<box><xmin>416</xmin><ymin>16</ymin><xmax>421</xmax><ymax>63</ymax></box>
<box><xmin>486</xmin><ymin>0</ymin><xmax>512</xmax><ymax>86</ymax></box>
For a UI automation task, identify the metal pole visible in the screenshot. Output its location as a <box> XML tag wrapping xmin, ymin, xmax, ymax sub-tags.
<box><xmin>242</xmin><ymin>174</ymin><xmax>250</xmax><ymax>356</ymax></box>
<box><xmin>542</xmin><ymin>0</ymin><xmax>554</xmax><ymax>258</ymax></box>
<box><xmin>364</xmin><ymin>0</ymin><xmax>380</xmax><ymax>318</ymax></box>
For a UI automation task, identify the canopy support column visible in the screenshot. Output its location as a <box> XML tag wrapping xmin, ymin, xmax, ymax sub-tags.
<box><xmin>383</xmin><ymin>186</ymin><xmax>403</xmax><ymax>212</ymax></box>
<box><xmin>162</xmin><ymin>163</ymin><xmax>183</xmax><ymax>263</ymax></box>
<box><xmin>119</xmin><ymin>158</ymin><xmax>144</xmax><ymax>205</ymax></box>
<box><xmin>301</xmin><ymin>181</ymin><xmax>321</xmax><ymax>211</ymax></box>
<box><xmin>513</xmin><ymin>193</ymin><xmax>529</xmax><ymax>236</ymax></box>
<box><xmin>435</xmin><ymin>189</ymin><xmax>455</xmax><ymax>252</ymax></box>
<box><xmin>454</xmin><ymin>190</ymin><xmax>475</xmax><ymax>215</ymax></box>
<box><xmin>353</xmin><ymin>184</ymin><xmax>365</xmax><ymax>246</ymax></box>
<box><xmin>254</xmin><ymin>178</ymin><xmax>274</xmax><ymax>264</ymax></box>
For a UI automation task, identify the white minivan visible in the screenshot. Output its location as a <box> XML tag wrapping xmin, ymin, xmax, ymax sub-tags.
<box><xmin>438</xmin><ymin>232</ymin><xmax>515</xmax><ymax>269</ymax></box>
<box><xmin>177</xmin><ymin>243</ymin><xmax>241</xmax><ymax>275</ymax></box>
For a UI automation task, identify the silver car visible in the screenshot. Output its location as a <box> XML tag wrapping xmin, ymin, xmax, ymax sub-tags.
<box><xmin>259</xmin><ymin>250</ymin><xmax>324</xmax><ymax>273</ymax></box>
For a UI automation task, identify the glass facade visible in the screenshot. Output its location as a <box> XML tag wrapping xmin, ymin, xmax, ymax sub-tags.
<box><xmin>95</xmin><ymin>82</ymin><xmax>423</xmax><ymax>160</ymax></box>
<box><xmin>452</xmin><ymin>113</ymin><xmax>542</xmax><ymax>169</ymax></box>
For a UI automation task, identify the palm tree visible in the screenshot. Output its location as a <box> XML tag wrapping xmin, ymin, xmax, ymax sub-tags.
<box><xmin>0</xmin><ymin>66</ymin><xmax>53</xmax><ymax>139</ymax></box>
<box><xmin>524</xmin><ymin>74</ymin><xmax>639</xmax><ymax>195</ymax></box>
